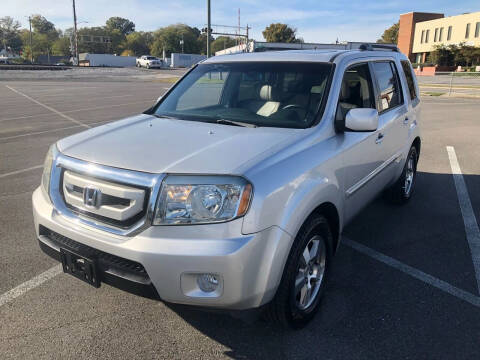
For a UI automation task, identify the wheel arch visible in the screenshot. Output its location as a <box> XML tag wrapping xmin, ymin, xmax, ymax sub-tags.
<box><xmin>412</xmin><ymin>136</ymin><xmax>421</xmax><ymax>156</ymax></box>
<box><xmin>307</xmin><ymin>202</ymin><xmax>340</xmax><ymax>253</ymax></box>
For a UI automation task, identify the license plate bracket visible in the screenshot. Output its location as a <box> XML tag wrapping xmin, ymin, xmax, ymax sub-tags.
<box><xmin>60</xmin><ymin>248</ymin><xmax>100</xmax><ymax>288</ymax></box>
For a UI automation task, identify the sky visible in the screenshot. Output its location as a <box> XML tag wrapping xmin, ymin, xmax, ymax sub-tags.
<box><xmin>3</xmin><ymin>0</ymin><xmax>480</xmax><ymax>43</ymax></box>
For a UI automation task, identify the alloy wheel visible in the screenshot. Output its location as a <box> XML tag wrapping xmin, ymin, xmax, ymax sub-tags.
<box><xmin>294</xmin><ymin>235</ymin><xmax>326</xmax><ymax>310</ymax></box>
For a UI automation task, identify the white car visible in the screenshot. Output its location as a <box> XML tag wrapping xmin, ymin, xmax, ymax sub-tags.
<box><xmin>136</xmin><ymin>55</ymin><xmax>163</xmax><ymax>69</ymax></box>
<box><xmin>33</xmin><ymin>44</ymin><xmax>420</xmax><ymax>328</ymax></box>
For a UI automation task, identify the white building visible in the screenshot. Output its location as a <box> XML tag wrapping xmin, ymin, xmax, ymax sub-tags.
<box><xmin>79</xmin><ymin>53</ymin><xmax>136</xmax><ymax>67</ymax></box>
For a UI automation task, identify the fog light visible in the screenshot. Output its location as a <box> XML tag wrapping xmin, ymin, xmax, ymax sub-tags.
<box><xmin>197</xmin><ymin>274</ymin><xmax>219</xmax><ymax>293</ymax></box>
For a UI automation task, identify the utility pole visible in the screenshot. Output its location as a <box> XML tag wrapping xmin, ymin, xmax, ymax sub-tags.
<box><xmin>180</xmin><ymin>33</ymin><xmax>184</xmax><ymax>53</ymax></box>
<box><xmin>28</xmin><ymin>16</ymin><xmax>33</xmax><ymax>63</ymax></box>
<box><xmin>206</xmin><ymin>0</ymin><xmax>211</xmax><ymax>58</ymax></box>
<box><xmin>72</xmin><ymin>0</ymin><xmax>79</xmax><ymax>66</ymax></box>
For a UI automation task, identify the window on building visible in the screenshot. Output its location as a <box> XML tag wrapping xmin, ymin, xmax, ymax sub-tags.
<box><xmin>439</xmin><ymin>27</ymin><xmax>444</xmax><ymax>42</ymax></box>
<box><xmin>421</xmin><ymin>30</ymin><xmax>425</xmax><ymax>44</ymax></box>
<box><xmin>372</xmin><ymin>62</ymin><xmax>403</xmax><ymax>113</ymax></box>
<box><xmin>434</xmin><ymin>28</ymin><xmax>438</xmax><ymax>42</ymax></box>
<box><xmin>447</xmin><ymin>26</ymin><xmax>452</xmax><ymax>40</ymax></box>
<box><xmin>425</xmin><ymin>30</ymin><xmax>430</xmax><ymax>43</ymax></box>
<box><xmin>401</xmin><ymin>61</ymin><xmax>418</xmax><ymax>102</ymax></box>
<box><xmin>475</xmin><ymin>22</ymin><xmax>480</xmax><ymax>38</ymax></box>
<box><xmin>465</xmin><ymin>23</ymin><xmax>470</xmax><ymax>38</ymax></box>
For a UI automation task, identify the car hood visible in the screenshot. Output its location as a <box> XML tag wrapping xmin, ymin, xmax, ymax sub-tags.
<box><xmin>57</xmin><ymin>114</ymin><xmax>302</xmax><ymax>174</ymax></box>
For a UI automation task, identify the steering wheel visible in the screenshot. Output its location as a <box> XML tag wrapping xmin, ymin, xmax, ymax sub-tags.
<box><xmin>281</xmin><ymin>104</ymin><xmax>305</xmax><ymax>111</ymax></box>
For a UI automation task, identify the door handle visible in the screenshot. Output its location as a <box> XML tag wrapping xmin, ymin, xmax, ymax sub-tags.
<box><xmin>375</xmin><ymin>133</ymin><xmax>384</xmax><ymax>144</ymax></box>
<box><xmin>403</xmin><ymin>117</ymin><xmax>409</xmax><ymax>125</ymax></box>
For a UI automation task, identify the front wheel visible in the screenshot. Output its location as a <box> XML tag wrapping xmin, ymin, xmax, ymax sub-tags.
<box><xmin>264</xmin><ymin>214</ymin><xmax>333</xmax><ymax>328</ymax></box>
<box><xmin>385</xmin><ymin>146</ymin><xmax>418</xmax><ymax>204</ymax></box>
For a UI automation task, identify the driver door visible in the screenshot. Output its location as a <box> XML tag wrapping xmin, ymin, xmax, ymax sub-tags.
<box><xmin>338</xmin><ymin>62</ymin><xmax>392</xmax><ymax>223</ymax></box>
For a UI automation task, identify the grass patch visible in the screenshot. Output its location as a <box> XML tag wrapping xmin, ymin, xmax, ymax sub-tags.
<box><xmin>424</xmin><ymin>91</ymin><xmax>445</xmax><ymax>96</ymax></box>
<box><xmin>154</xmin><ymin>77</ymin><xmax>180</xmax><ymax>83</ymax></box>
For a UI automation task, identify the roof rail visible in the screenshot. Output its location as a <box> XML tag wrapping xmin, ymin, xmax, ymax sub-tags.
<box><xmin>358</xmin><ymin>43</ymin><xmax>399</xmax><ymax>52</ymax></box>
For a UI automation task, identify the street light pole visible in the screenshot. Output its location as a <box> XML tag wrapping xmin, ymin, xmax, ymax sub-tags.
<box><xmin>72</xmin><ymin>0</ymin><xmax>79</xmax><ymax>66</ymax></box>
<box><xmin>206</xmin><ymin>0</ymin><xmax>211</xmax><ymax>58</ymax></box>
<box><xmin>28</xmin><ymin>16</ymin><xmax>33</xmax><ymax>63</ymax></box>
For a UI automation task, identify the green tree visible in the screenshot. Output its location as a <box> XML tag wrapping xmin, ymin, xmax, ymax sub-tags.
<box><xmin>30</xmin><ymin>15</ymin><xmax>56</xmax><ymax>35</ymax></box>
<box><xmin>151</xmin><ymin>24</ymin><xmax>201</xmax><ymax>57</ymax></box>
<box><xmin>211</xmin><ymin>36</ymin><xmax>237</xmax><ymax>54</ymax></box>
<box><xmin>23</xmin><ymin>14</ymin><xmax>59</xmax><ymax>60</ymax></box>
<box><xmin>0</xmin><ymin>16</ymin><xmax>22</xmax><ymax>52</ymax></box>
<box><xmin>196</xmin><ymin>32</ymin><xmax>214</xmax><ymax>55</ymax></box>
<box><xmin>77</xmin><ymin>26</ymin><xmax>111</xmax><ymax>53</ymax></box>
<box><xmin>122</xmin><ymin>31</ymin><xmax>153</xmax><ymax>56</ymax></box>
<box><xmin>52</xmin><ymin>36</ymin><xmax>72</xmax><ymax>56</ymax></box>
<box><xmin>20</xmin><ymin>30</ymin><xmax>51</xmax><ymax>61</ymax></box>
<box><xmin>430</xmin><ymin>44</ymin><xmax>458</xmax><ymax>66</ymax></box>
<box><xmin>106</xmin><ymin>17</ymin><xmax>135</xmax><ymax>36</ymax></box>
<box><xmin>377</xmin><ymin>22</ymin><xmax>399</xmax><ymax>44</ymax></box>
<box><xmin>262</xmin><ymin>23</ymin><xmax>299</xmax><ymax>43</ymax></box>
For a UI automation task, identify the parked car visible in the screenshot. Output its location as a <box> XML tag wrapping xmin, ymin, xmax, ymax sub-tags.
<box><xmin>136</xmin><ymin>55</ymin><xmax>163</xmax><ymax>69</ymax></box>
<box><xmin>33</xmin><ymin>45</ymin><xmax>421</xmax><ymax>328</ymax></box>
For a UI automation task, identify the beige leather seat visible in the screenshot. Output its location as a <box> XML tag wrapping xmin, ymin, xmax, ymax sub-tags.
<box><xmin>242</xmin><ymin>85</ymin><xmax>281</xmax><ymax>117</ymax></box>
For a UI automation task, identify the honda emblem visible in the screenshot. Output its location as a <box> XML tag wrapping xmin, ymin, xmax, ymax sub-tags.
<box><xmin>83</xmin><ymin>187</ymin><xmax>102</xmax><ymax>208</ymax></box>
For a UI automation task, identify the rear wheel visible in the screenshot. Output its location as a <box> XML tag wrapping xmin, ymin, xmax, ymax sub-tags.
<box><xmin>265</xmin><ymin>214</ymin><xmax>332</xmax><ymax>328</ymax></box>
<box><xmin>385</xmin><ymin>146</ymin><xmax>418</xmax><ymax>204</ymax></box>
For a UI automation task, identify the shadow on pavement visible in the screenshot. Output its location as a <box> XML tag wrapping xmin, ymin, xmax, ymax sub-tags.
<box><xmin>166</xmin><ymin>171</ymin><xmax>480</xmax><ymax>360</ymax></box>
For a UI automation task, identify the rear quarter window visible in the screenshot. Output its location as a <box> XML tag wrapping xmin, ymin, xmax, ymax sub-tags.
<box><xmin>400</xmin><ymin>60</ymin><xmax>418</xmax><ymax>103</ymax></box>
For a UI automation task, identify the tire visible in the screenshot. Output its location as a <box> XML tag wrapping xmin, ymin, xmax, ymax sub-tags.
<box><xmin>146</xmin><ymin>64</ymin><xmax>150</xmax><ymax>69</ymax></box>
<box><xmin>385</xmin><ymin>146</ymin><xmax>418</xmax><ymax>204</ymax></box>
<box><xmin>264</xmin><ymin>214</ymin><xmax>333</xmax><ymax>329</ymax></box>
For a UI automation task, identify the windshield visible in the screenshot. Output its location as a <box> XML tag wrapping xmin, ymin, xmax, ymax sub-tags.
<box><xmin>152</xmin><ymin>62</ymin><xmax>333</xmax><ymax>128</ymax></box>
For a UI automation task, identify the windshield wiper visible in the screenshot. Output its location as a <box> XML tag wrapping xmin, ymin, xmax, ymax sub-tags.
<box><xmin>216</xmin><ymin>119</ymin><xmax>257</xmax><ymax>128</ymax></box>
<box><xmin>152</xmin><ymin>114</ymin><xmax>180</xmax><ymax>120</ymax></box>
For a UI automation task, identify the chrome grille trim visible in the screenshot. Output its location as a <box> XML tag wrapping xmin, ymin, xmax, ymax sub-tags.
<box><xmin>63</xmin><ymin>170</ymin><xmax>146</xmax><ymax>221</ymax></box>
<box><xmin>49</xmin><ymin>147</ymin><xmax>164</xmax><ymax>237</ymax></box>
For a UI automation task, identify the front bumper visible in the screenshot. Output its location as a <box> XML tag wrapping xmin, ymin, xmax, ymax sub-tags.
<box><xmin>32</xmin><ymin>187</ymin><xmax>292</xmax><ymax>310</ymax></box>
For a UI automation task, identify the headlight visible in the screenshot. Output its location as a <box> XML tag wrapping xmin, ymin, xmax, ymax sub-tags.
<box><xmin>41</xmin><ymin>144</ymin><xmax>56</xmax><ymax>199</ymax></box>
<box><xmin>153</xmin><ymin>176</ymin><xmax>252</xmax><ymax>225</ymax></box>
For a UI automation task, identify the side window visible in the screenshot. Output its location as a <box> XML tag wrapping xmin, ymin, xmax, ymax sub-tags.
<box><xmin>372</xmin><ymin>62</ymin><xmax>403</xmax><ymax>113</ymax></box>
<box><xmin>336</xmin><ymin>63</ymin><xmax>375</xmax><ymax>122</ymax></box>
<box><xmin>400</xmin><ymin>60</ymin><xmax>418</xmax><ymax>102</ymax></box>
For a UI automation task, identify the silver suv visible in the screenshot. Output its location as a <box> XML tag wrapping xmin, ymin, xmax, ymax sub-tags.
<box><xmin>33</xmin><ymin>45</ymin><xmax>421</xmax><ymax>328</ymax></box>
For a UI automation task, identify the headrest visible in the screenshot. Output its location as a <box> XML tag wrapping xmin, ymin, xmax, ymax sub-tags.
<box><xmin>259</xmin><ymin>85</ymin><xmax>278</xmax><ymax>101</ymax></box>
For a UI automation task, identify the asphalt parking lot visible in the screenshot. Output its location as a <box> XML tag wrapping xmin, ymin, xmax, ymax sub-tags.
<box><xmin>0</xmin><ymin>78</ymin><xmax>479</xmax><ymax>359</ymax></box>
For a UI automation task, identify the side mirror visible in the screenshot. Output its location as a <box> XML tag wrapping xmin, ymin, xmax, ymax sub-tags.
<box><xmin>345</xmin><ymin>108</ymin><xmax>378</xmax><ymax>132</ymax></box>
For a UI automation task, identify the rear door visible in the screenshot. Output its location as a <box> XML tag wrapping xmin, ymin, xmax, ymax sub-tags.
<box><xmin>399</xmin><ymin>59</ymin><xmax>420</xmax><ymax>151</ymax></box>
<box><xmin>370</xmin><ymin>60</ymin><xmax>408</xmax><ymax>182</ymax></box>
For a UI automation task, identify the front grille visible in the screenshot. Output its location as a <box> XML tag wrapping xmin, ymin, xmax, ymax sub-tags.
<box><xmin>40</xmin><ymin>226</ymin><xmax>147</xmax><ymax>276</ymax></box>
<box><xmin>60</xmin><ymin>169</ymin><xmax>150</xmax><ymax>229</ymax></box>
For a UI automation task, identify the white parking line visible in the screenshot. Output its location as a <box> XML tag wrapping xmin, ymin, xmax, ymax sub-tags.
<box><xmin>5</xmin><ymin>86</ymin><xmax>90</xmax><ymax>129</ymax></box>
<box><xmin>446</xmin><ymin>146</ymin><xmax>480</xmax><ymax>294</ymax></box>
<box><xmin>0</xmin><ymin>100</ymin><xmax>154</xmax><ymax>123</ymax></box>
<box><xmin>0</xmin><ymin>165</ymin><xmax>43</xmax><ymax>179</ymax></box>
<box><xmin>343</xmin><ymin>238</ymin><xmax>480</xmax><ymax>308</ymax></box>
<box><xmin>0</xmin><ymin>265</ymin><xmax>62</xmax><ymax>307</ymax></box>
<box><xmin>0</xmin><ymin>93</ymin><xmax>138</xmax><ymax>107</ymax></box>
<box><xmin>0</xmin><ymin>120</ymin><xmax>111</xmax><ymax>141</ymax></box>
